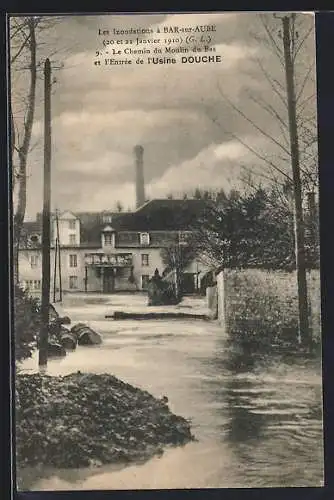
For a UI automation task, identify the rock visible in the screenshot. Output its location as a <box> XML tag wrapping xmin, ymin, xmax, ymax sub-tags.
<box><xmin>59</xmin><ymin>316</ymin><xmax>71</xmax><ymax>325</ymax></box>
<box><xmin>70</xmin><ymin>323</ymin><xmax>88</xmax><ymax>338</ymax></box>
<box><xmin>60</xmin><ymin>333</ymin><xmax>77</xmax><ymax>350</ymax></box>
<box><xmin>15</xmin><ymin>372</ymin><xmax>194</xmax><ymax>471</ymax></box>
<box><xmin>77</xmin><ymin>326</ymin><xmax>102</xmax><ymax>346</ymax></box>
<box><xmin>47</xmin><ymin>342</ymin><xmax>66</xmax><ymax>358</ymax></box>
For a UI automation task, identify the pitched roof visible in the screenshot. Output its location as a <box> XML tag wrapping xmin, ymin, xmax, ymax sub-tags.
<box><xmin>23</xmin><ymin>199</ymin><xmax>208</xmax><ymax>246</ymax></box>
<box><xmin>131</xmin><ymin>199</ymin><xmax>207</xmax><ymax>231</ymax></box>
<box><xmin>21</xmin><ymin>220</ymin><xmax>42</xmax><ymax>236</ymax></box>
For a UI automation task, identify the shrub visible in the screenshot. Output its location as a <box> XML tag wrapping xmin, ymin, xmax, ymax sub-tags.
<box><xmin>14</xmin><ymin>285</ymin><xmax>41</xmax><ymax>362</ymax></box>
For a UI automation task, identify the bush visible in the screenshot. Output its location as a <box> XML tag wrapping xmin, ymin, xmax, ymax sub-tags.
<box><xmin>14</xmin><ymin>285</ymin><xmax>41</xmax><ymax>362</ymax></box>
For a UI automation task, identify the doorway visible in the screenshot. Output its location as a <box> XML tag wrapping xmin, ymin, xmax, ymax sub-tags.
<box><xmin>103</xmin><ymin>267</ymin><xmax>115</xmax><ymax>293</ymax></box>
<box><xmin>180</xmin><ymin>273</ymin><xmax>196</xmax><ymax>294</ymax></box>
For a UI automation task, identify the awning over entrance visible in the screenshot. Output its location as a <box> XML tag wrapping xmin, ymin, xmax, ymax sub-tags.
<box><xmin>84</xmin><ymin>252</ymin><xmax>132</xmax><ymax>267</ymax></box>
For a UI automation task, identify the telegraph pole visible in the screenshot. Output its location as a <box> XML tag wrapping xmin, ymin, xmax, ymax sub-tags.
<box><xmin>56</xmin><ymin>209</ymin><xmax>62</xmax><ymax>302</ymax></box>
<box><xmin>281</xmin><ymin>15</ymin><xmax>311</xmax><ymax>346</ymax></box>
<box><xmin>53</xmin><ymin>232</ymin><xmax>58</xmax><ymax>303</ymax></box>
<box><xmin>39</xmin><ymin>58</ymin><xmax>52</xmax><ymax>369</ymax></box>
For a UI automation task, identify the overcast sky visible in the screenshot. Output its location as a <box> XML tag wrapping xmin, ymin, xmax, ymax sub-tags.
<box><xmin>10</xmin><ymin>11</ymin><xmax>316</xmax><ymax>220</ymax></box>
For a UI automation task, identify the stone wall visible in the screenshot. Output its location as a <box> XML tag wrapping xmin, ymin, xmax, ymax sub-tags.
<box><xmin>216</xmin><ymin>269</ymin><xmax>322</xmax><ymax>343</ymax></box>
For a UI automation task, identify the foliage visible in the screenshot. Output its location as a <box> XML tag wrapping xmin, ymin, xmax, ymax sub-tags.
<box><xmin>14</xmin><ymin>285</ymin><xmax>40</xmax><ymax>362</ymax></box>
<box><xmin>191</xmin><ymin>185</ymin><xmax>319</xmax><ymax>271</ymax></box>
<box><xmin>160</xmin><ymin>236</ymin><xmax>198</xmax><ymax>275</ymax></box>
<box><xmin>16</xmin><ymin>372</ymin><xmax>194</xmax><ymax>470</ymax></box>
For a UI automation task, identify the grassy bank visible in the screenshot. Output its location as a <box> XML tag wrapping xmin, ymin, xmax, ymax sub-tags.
<box><xmin>16</xmin><ymin>372</ymin><xmax>194</xmax><ymax>472</ymax></box>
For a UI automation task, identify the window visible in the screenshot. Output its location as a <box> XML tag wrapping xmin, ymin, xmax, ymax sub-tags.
<box><xmin>117</xmin><ymin>232</ymin><xmax>138</xmax><ymax>244</ymax></box>
<box><xmin>139</xmin><ymin>232</ymin><xmax>150</xmax><ymax>246</ymax></box>
<box><xmin>69</xmin><ymin>254</ymin><xmax>77</xmax><ymax>267</ymax></box>
<box><xmin>104</xmin><ymin>233</ymin><xmax>113</xmax><ymax>246</ymax></box>
<box><xmin>25</xmin><ymin>280</ymin><xmax>41</xmax><ymax>290</ymax></box>
<box><xmin>69</xmin><ymin>234</ymin><xmax>76</xmax><ymax>245</ymax></box>
<box><xmin>69</xmin><ymin>276</ymin><xmax>78</xmax><ymax>289</ymax></box>
<box><xmin>103</xmin><ymin>215</ymin><xmax>113</xmax><ymax>224</ymax></box>
<box><xmin>179</xmin><ymin>231</ymin><xmax>190</xmax><ymax>244</ymax></box>
<box><xmin>69</xmin><ymin>220</ymin><xmax>76</xmax><ymax>230</ymax></box>
<box><xmin>33</xmin><ymin>280</ymin><xmax>41</xmax><ymax>290</ymax></box>
<box><xmin>141</xmin><ymin>254</ymin><xmax>149</xmax><ymax>266</ymax></box>
<box><xmin>141</xmin><ymin>275</ymin><xmax>150</xmax><ymax>290</ymax></box>
<box><xmin>30</xmin><ymin>255</ymin><xmax>39</xmax><ymax>268</ymax></box>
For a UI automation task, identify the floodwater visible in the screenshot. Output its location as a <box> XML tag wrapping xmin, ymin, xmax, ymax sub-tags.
<box><xmin>18</xmin><ymin>294</ymin><xmax>324</xmax><ymax>490</ymax></box>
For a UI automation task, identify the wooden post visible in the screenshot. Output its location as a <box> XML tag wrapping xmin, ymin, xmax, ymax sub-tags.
<box><xmin>281</xmin><ymin>15</ymin><xmax>311</xmax><ymax>347</ymax></box>
<box><xmin>38</xmin><ymin>58</ymin><xmax>51</xmax><ymax>370</ymax></box>
<box><xmin>55</xmin><ymin>210</ymin><xmax>62</xmax><ymax>302</ymax></box>
<box><xmin>216</xmin><ymin>270</ymin><xmax>225</xmax><ymax>333</ymax></box>
<box><xmin>53</xmin><ymin>237</ymin><xmax>58</xmax><ymax>303</ymax></box>
<box><xmin>101</xmin><ymin>267</ymin><xmax>104</xmax><ymax>293</ymax></box>
<box><xmin>85</xmin><ymin>266</ymin><xmax>88</xmax><ymax>292</ymax></box>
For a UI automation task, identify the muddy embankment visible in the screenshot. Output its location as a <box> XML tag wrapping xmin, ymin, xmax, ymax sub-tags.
<box><xmin>16</xmin><ymin>372</ymin><xmax>194</xmax><ymax>470</ymax></box>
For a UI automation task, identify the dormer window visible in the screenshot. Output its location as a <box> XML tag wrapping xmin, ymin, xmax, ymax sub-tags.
<box><xmin>102</xmin><ymin>226</ymin><xmax>115</xmax><ymax>248</ymax></box>
<box><xmin>104</xmin><ymin>233</ymin><xmax>113</xmax><ymax>246</ymax></box>
<box><xmin>103</xmin><ymin>215</ymin><xmax>113</xmax><ymax>224</ymax></box>
<box><xmin>139</xmin><ymin>232</ymin><xmax>150</xmax><ymax>246</ymax></box>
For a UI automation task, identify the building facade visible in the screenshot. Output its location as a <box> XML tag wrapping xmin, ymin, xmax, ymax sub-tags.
<box><xmin>18</xmin><ymin>199</ymin><xmax>210</xmax><ymax>295</ymax></box>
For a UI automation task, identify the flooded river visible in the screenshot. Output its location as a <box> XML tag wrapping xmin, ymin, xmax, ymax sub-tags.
<box><xmin>18</xmin><ymin>294</ymin><xmax>324</xmax><ymax>490</ymax></box>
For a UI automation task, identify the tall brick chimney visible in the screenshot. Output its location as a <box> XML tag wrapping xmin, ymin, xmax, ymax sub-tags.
<box><xmin>134</xmin><ymin>145</ymin><xmax>145</xmax><ymax>208</ymax></box>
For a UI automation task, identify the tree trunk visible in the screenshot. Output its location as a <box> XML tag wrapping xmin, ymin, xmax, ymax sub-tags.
<box><xmin>282</xmin><ymin>15</ymin><xmax>311</xmax><ymax>347</ymax></box>
<box><xmin>13</xmin><ymin>18</ymin><xmax>37</xmax><ymax>284</ymax></box>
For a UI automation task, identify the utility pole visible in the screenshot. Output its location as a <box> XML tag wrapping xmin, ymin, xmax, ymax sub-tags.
<box><xmin>281</xmin><ymin>15</ymin><xmax>311</xmax><ymax>347</ymax></box>
<box><xmin>56</xmin><ymin>209</ymin><xmax>62</xmax><ymax>301</ymax></box>
<box><xmin>53</xmin><ymin>230</ymin><xmax>58</xmax><ymax>303</ymax></box>
<box><xmin>38</xmin><ymin>58</ymin><xmax>52</xmax><ymax>369</ymax></box>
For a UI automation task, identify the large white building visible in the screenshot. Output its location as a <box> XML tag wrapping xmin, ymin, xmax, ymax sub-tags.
<box><xmin>18</xmin><ymin>199</ymin><xmax>210</xmax><ymax>295</ymax></box>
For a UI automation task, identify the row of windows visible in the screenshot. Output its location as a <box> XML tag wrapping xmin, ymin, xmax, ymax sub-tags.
<box><xmin>112</xmin><ymin>232</ymin><xmax>150</xmax><ymax>246</ymax></box>
<box><xmin>22</xmin><ymin>280</ymin><xmax>41</xmax><ymax>290</ymax></box>
<box><xmin>30</xmin><ymin>253</ymin><xmax>150</xmax><ymax>268</ymax></box>
<box><xmin>28</xmin><ymin>230</ymin><xmax>189</xmax><ymax>249</ymax></box>
<box><xmin>22</xmin><ymin>276</ymin><xmax>151</xmax><ymax>291</ymax></box>
<box><xmin>116</xmin><ymin>231</ymin><xmax>190</xmax><ymax>246</ymax></box>
<box><xmin>69</xmin><ymin>275</ymin><xmax>150</xmax><ymax>290</ymax></box>
<box><xmin>30</xmin><ymin>254</ymin><xmax>78</xmax><ymax>268</ymax></box>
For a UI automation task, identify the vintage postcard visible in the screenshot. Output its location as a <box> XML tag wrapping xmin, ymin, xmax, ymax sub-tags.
<box><xmin>9</xmin><ymin>11</ymin><xmax>323</xmax><ymax>490</ymax></box>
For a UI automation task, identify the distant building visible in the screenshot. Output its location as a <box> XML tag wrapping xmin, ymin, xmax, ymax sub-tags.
<box><xmin>18</xmin><ymin>199</ymin><xmax>210</xmax><ymax>295</ymax></box>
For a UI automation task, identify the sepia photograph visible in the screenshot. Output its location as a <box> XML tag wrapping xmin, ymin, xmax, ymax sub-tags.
<box><xmin>9</xmin><ymin>11</ymin><xmax>323</xmax><ymax>490</ymax></box>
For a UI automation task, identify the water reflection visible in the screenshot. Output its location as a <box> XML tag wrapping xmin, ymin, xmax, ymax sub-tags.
<box><xmin>207</xmin><ymin>338</ymin><xmax>324</xmax><ymax>487</ymax></box>
<box><xmin>17</xmin><ymin>305</ymin><xmax>324</xmax><ymax>490</ymax></box>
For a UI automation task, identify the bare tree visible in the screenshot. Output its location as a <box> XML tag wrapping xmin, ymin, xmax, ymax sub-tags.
<box><xmin>10</xmin><ymin>15</ymin><xmax>67</xmax><ymax>283</ymax></box>
<box><xmin>205</xmin><ymin>13</ymin><xmax>317</xmax><ymax>347</ymax></box>
<box><xmin>11</xmin><ymin>17</ymin><xmax>37</xmax><ymax>283</ymax></box>
<box><xmin>207</xmin><ymin>13</ymin><xmax>317</xmax><ymax>192</ymax></box>
<box><xmin>160</xmin><ymin>234</ymin><xmax>197</xmax><ymax>298</ymax></box>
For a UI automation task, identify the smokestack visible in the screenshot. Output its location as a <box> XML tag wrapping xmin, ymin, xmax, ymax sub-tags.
<box><xmin>134</xmin><ymin>144</ymin><xmax>145</xmax><ymax>208</ymax></box>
